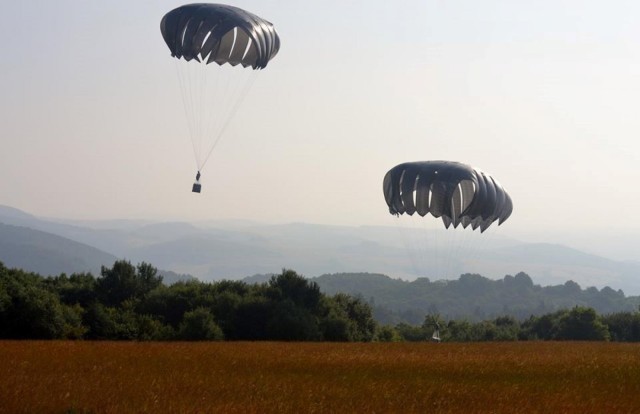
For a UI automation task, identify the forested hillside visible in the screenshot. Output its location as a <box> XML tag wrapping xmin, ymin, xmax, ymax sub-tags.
<box><xmin>310</xmin><ymin>272</ymin><xmax>640</xmax><ymax>324</ymax></box>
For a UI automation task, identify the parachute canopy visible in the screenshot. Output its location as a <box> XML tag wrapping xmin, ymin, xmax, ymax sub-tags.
<box><xmin>383</xmin><ymin>161</ymin><xmax>512</xmax><ymax>232</ymax></box>
<box><xmin>160</xmin><ymin>3</ymin><xmax>280</xmax><ymax>69</ymax></box>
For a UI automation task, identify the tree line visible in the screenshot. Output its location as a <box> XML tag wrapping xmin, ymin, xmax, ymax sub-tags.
<box><xmin>1</xmin><ymin>260</ymin><xmax>640</xmax><ymax>342</ymax></box>
<box><xmin>394</xmin><ymin>306</ymin><xmax>640</xmax><ymax>342</ymax></box>
<box><xmin>0</xmin><ymin>260</ymin><xmax>376</xmax><ymax>341</ymax></box>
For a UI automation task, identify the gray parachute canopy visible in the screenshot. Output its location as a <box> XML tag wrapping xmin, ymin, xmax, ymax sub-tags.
<box><xmin>160</xmin><ymin>3</ymin><xmax>280</xmax><ymax>69</ymax></box>
<box><xmin>383</xmin><ymin>161</ymin><xmax>513</xmax><ymax>232</ymax></box>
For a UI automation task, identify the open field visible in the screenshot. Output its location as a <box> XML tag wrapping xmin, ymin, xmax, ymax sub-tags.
<box><xmin>1</xmin><ymin>341</ymin><xmax>639</xmax><ymax>413</ymax></box>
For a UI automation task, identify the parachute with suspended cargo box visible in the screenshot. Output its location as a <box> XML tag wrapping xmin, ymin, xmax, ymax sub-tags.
<box><xmin>160</xmin><ymin>3</ymin><xmax>281</xmax><ymax>193</ymax></box>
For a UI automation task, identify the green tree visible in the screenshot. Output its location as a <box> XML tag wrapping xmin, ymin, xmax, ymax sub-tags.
<box><xmin>96</xmin><ymin>261</ymin><xmax>163</xmax><ymax>306</ymax></box>
<box><xmin>232</xmin><ymin>294</ymin><xmax>273</xmax><ymax>340</ymax></box>
<box><xmin>46</xmin><ymin>272</ymin><xmax>97</xmax><ymax>307</ymax></box>
<box><xmin>209</xmin><ymin>281</ymin><xmax>248</xmax><ymax>336</ymax></box>
<box><xmin>268</xmin><ymin>269</ymin><xmax>322</xmax><ymax>311</ymax></box>
<box><xmin>136</xmin><ymin>314</ymin><xmax>174</xmax><ymax>341</ymax></box>
<box><xmin>395</xmin><ymin>323</ymin><xmax>429</xmax><ymax>341</ymax></box>
<box><xmin>83</xmin><ymin>301</ymin><xmax>139</xmax><ymax>340</ymax></box>
<box><xmin>603</xmin><ymin>312</ymin><xmax>640</xmax><ymax>342</ymax></box>
<box><xmin>83</xmin><ymin>302</ymin><xmax>116</xmax><ymax>339</ymax></box>
<box><xmin>266</xmin><ymin>299</ymin><xmax>321</xmax><ymax>341</ymax></box>
<box><xmin>556</xmin><ymin>306</ymin><xmax>610</xmax><ymax>341</ymax></box>
<box><xmin>375</xmin><ymin>325</ymin><xmax>402</xmax><ymax>342</ymax></box>
<box><xmin>178</xmin><ymin>307</ymin><xmax>224</xmax><ymax>341</ymax></box>
<box><xmin>137</xmin><ymin>281</ymin><xmax>213</xmax><ymax>328</ymax></box>
<box><xmin>61</xmin><ymin>303</ymin><xmax>87</xmax><ymax>339</ymax></box>
<box><xmin>520</xmin><ymin>311</ymin><xmax>563</xmax><ymax>340</ymax></box>
<box><xmin>0</xmin><ymin>267</ymin><xmax>66</xmax><ymax>339</ymax></box>
<box><xmin>493</xmin><ymin>316</ymin><xmax>519</xmax><ymax>341</ymax></box>
<box><xmin>319</xmin><ymin>296</ymin><xmax>355</xmax><ymax>341</ymax></box>
<box><xmin>331</xmin><ymin>293</ymin><xmax>376</xmax><ymax>341</ymax></box>
<box><xmin>446</xmin><ymin>320</ymin><xmax>474</xmax><ymax>342</ymax></box>
<box><xmin>470</xmin><ymin>321</ymin><xmax>499</xmax><ymax>341</ymax></box>
<box><xmin>0</xmin><ymin>266</ymin><xmax>10</xmax><ymax>314</ymax></box>
<box><xmin>320</xmin><ymin>316</ymin><xmax>353</xmax><ymax>341</ymax></box>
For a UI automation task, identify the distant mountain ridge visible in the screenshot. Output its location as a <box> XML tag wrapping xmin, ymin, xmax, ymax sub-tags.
<box><xmin>2</xmin><ymin>204</ymin><xmax>640</xmax><ymax>295</ymax></box>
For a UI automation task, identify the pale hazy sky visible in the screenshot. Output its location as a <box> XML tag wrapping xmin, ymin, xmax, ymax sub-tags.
<box><xmin>2</xmin><ymin>1</ymin><xmax>640</xmax><ymax>259</ymax></box>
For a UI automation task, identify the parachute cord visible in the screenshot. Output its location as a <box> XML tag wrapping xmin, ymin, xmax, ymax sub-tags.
<box><xmin>392</xmin><ymin>215</ymin><xmax>420</xmax><ymax>279</ymax></box>
<box><xmin>201</xmin><ymin>62</ymin><xmax>232</xmax><ymax>171</ymax></box>
<box><xmin>446</xmin><ymin>222</ymin><xmax>459</xmax><ymax>279</ymax></box>
<box><xmin>451</xmin><ymin>228</ymin><xmax>467</xmax><ymax>278</ymax></box>
<box><xmin>431</xmin><ymin>219</ymin><xmax>440</xmax><ymax>279</ymax></box>
<box><xmin>422</xmin><ymin>217</ymin><xmax>432</xmax><ymax>279</ymax></box>
<box><xmin>427</xmin><ymin>219</ymin><xmax>437</xmax><ymax>279</ymax></box>
<box><xmin>186</xmin><ymin>59</ymin><xmax>200</xmax><ymax>167</ymax></box>
<box><xmin>465</xmin><ymin>233</ymin><xmax>476</xmax><ymax>276</ymax></box>
<box><xmin>203</xmin><ymin>61</ymin><xmax>221</xmax><ymax>169</ymax></box>
<box><xmin>174</xmin><ymin>59</ymin><xmax>260</xmax><ymax>174</ymax></box>
<box><xmin>199</xmin><ymin>71</ymin><xmax>259</xmax><ymax>171</ymax></box>
<box><xmin>466</xmin><ymin>229</ymin><xmax>480</xmax><ymax>275</ymax></box>
<box><xmin>444</xmin><ymin>225</ymin><xmax>452</xmax><ymax>278</ymax></box>
<box><xmin>174</xmin><ymin>59</ymin><xmax>201</xmax><ymax>170</ymax></box>
<box><xmin>452</xmin><ymin>226</ymin><xmax>483</xmax><ymax>278</ymax></box>
<box><xmin>195</xmin><ymin>60</ymin><xmax>205</xmax><ymax>168</ymax></box>
<box><xmin>393</xmin><ymin>214</ymin><xmax>498</xmax><ymax>282</ymax></box>
<box><xmin>450</xmin><ymin>230</ymin><xmax>460</xmax><ymax>278</ymax></box>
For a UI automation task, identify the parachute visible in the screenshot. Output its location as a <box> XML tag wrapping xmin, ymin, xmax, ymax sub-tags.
<box><xmin>383</xmin><ymin>161</ymin><xmax>512</xmax><ymax>232</ymax></box>
<box><xmin>160</xmin><ymin>4</ymin><xmax>280</xmax><ymax>68</ymax></box>
<box><xmin>160</xmin><ymin>4</ymin><xmax>280</xmax><ymax>192</ymax></box>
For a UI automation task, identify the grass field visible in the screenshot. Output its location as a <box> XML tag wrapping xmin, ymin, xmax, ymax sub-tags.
<box><xmin>1</xmin><ymin>341</ymin><xmax>639</xmax><ymax>413</ymax></box>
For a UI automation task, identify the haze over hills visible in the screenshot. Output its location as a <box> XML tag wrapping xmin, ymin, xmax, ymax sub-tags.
<box><xmin>0</xmin><ymin>207</ymin><xmax>194</xmax><ymax>284</ymax></box>
<box><xmin>0</xmin><ymin>222</ymin><xmax>117</xmax><ymax>277</ymax></box>
<box><xmin>1</xmin><ymin>205</ymin><xmax>640</xmax><ymax>295</ymax></box>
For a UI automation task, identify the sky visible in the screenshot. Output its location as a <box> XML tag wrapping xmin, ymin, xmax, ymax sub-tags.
<box><xmin>1</xmin><ymin>1</ymin><xmax>640</xmax><ymax>260</ymax></box>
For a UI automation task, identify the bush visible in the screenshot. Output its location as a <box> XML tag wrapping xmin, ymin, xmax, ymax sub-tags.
<box><xmin>375</xmin><ymin>325</ymin><xmax>402</xmax><ymax>342</ymax></box>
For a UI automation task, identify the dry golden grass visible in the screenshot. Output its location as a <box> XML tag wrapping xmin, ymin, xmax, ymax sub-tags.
<box><xmin>1</xmin><ymin>341</ymin><xmax>639</xmax><ymax>413</ymax></box>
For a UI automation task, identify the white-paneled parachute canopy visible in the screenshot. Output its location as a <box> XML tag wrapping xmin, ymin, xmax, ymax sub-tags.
<box><xmin>160</xmin><ymin>3</ymin><xmax>280</xmax><ymax>69</ymax></box>
<box><xmin>383</xmin><ymin>161</ymin><xmax>513</xmax><ymax>232</ymax></box>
